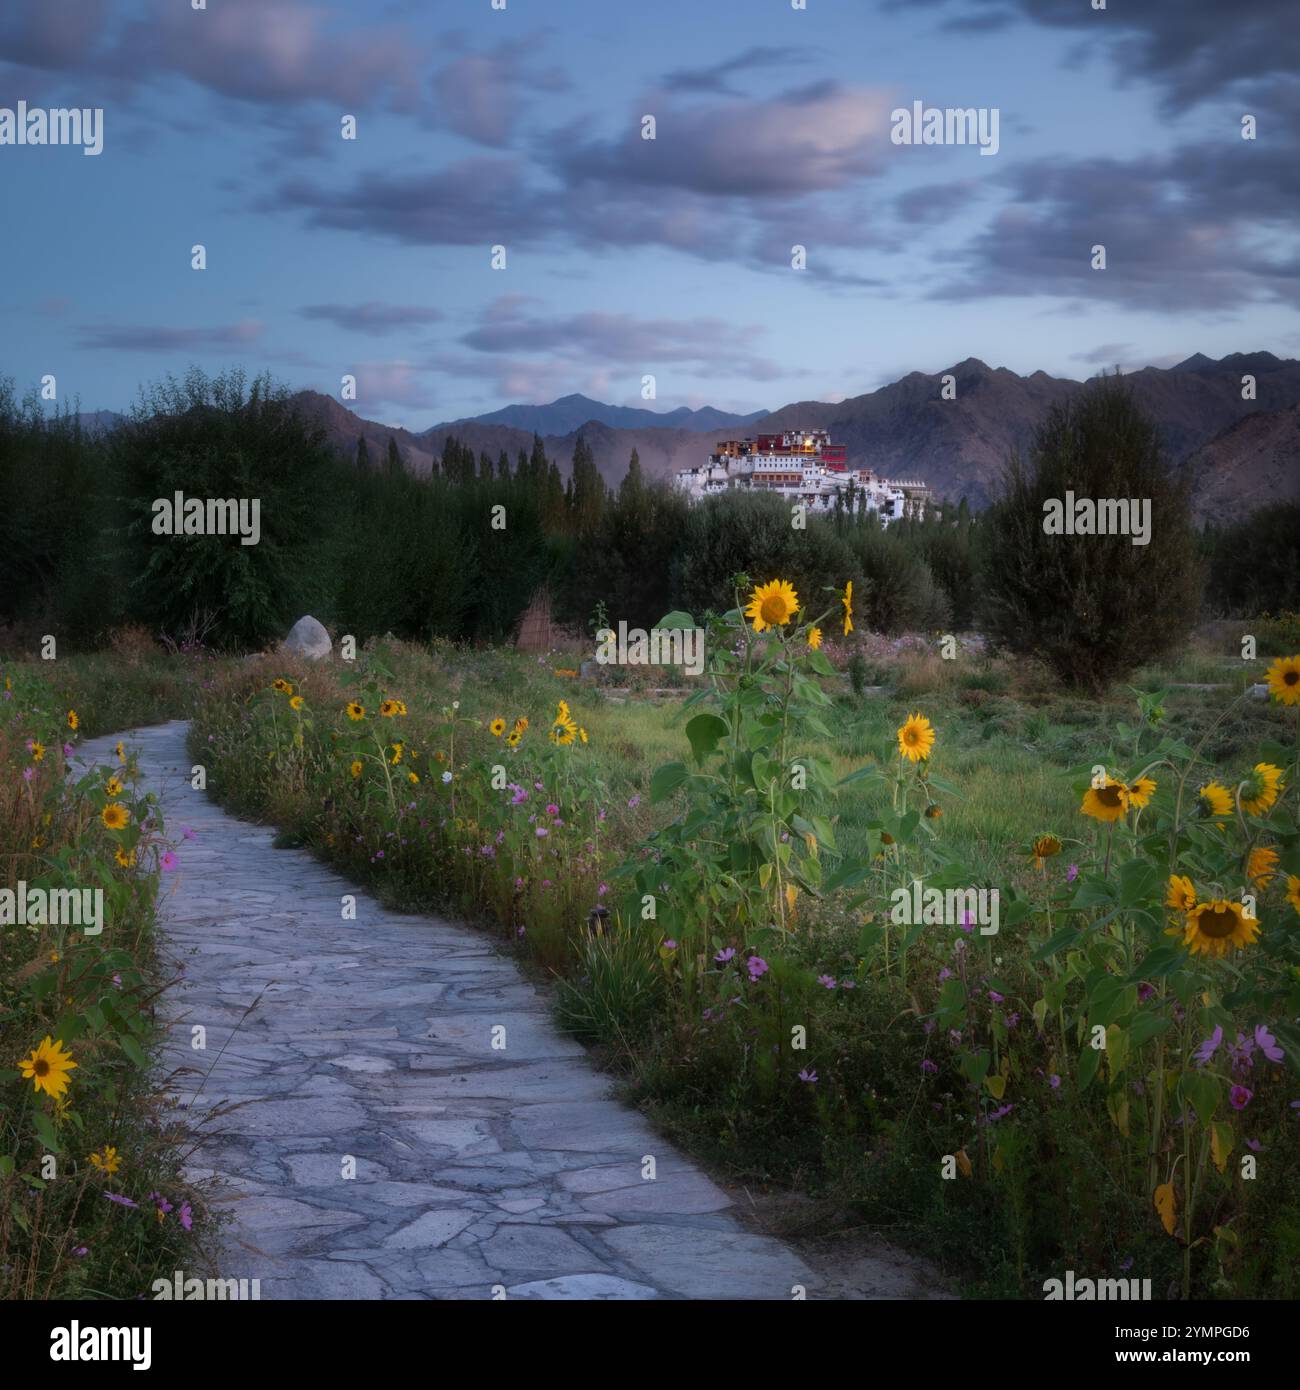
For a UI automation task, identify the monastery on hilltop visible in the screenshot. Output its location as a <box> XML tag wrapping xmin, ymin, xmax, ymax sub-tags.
<box><xmin>674</xmin><ymin>429</ymin><xmax>930</xmax><ymax>522</ymax></box>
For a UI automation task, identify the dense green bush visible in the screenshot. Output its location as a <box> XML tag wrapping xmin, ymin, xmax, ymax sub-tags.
<box><xmin>978</xmin><ymin>375</ymin><xmax>1202</xmax><ymax>692</ymax></box>
<box><xmin>1204</xmin><ymin>502</ymin><xmax>1300</xmax><ymax>618</ymax></box>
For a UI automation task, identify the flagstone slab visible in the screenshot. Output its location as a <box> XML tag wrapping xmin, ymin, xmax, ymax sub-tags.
<box><xmin>71</xmin><ymin>721</ymin><xmax>839</xmax><ymax>1301</ymax></box>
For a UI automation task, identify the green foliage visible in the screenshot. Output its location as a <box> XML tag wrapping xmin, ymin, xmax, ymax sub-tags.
<box><xmin>978</xmin><ymin>375</ymin><xmax>1203</xmax><ymax>692</ymax></box>
<box><xmin>1204</xmin><ymin>503</ymin><xmax>1300</xmax><ymax>619</ymax></box>
<box><xmin>107</xmin><ymin>369</ymin><xmax>337</xmax><ymax>647</ymax></box>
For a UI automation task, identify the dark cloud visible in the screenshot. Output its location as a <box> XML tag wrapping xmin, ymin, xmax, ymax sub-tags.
<box><xmin>300</xmin><ymin>303</ymin><xmax>443</xmax><ymax>335</ymax></box>
<box><xmin>270</xmin><ymin>156</ymin><xmax>554</xmax><ymax>247</ymax></box>
<box><xmin>898</xmin><ymin>0</ymin><xmax>1300</xmax><ymax>110</ymax></box>
<box><xmin>76</xmin><ymin>320</ymin><xmax>264</xmax><ymax>352</ymax></box>
<box><xmin>457</xmin><ymin>299</ymin><xmax>786</xmax><ymax>380</ymax></box>
<box><xmin>0</xmin><ymin>0</ymin><xmax>108</xmax><ymax>71</ymax></box>
<box><xmin>661</xmin><ymin>45</ymin><xmax>818</xmax><ymax>96</ymax></box>
<box><xmin>930</xmin><ymin>134</ymin><xmax>1300</xmax><ymax>311</ymax></box>
<box><xmin>895</xmin><ymin>181</ymin><xmax>982</xmax><ymax>225</ymax></box>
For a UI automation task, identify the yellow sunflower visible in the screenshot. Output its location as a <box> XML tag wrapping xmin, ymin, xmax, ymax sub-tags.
<box><xmin>407</xmin><ymin>771</ymin><xmax>420</xmax><ymax>784</ymax></box>
<box><xmin>290</xmin><ymin>695</ymin><xmax>304</xmax><ymax>711</ymax></box>
<box><xmin>489</xmin><ymin>718</ymin><xmax>506</xmax><ymax>737</ymax></box>
<box><xmin>18</xmin><ymin>1035</ymin><xmax>77</xmax><ymax>1099</ymax></box>
<box><xmin>1125</xmin><ymin>776</ymin><xmax>1156</xmax><ymax>808</ymax></box>
<box><xmin>807</xmin><ymin>626</ymin><xmax>823</xmax><ymax>651</ymax></box>
<box><xmin>1031</xmin><ymin>833</ymin><xmax>1062</xmax><ymax>869</ymax></box>
<box><xmin>272</xmin><ymin>679</ymin><xmax>293</xmax><ymax>695</ymax></box>
<box><xmin>31</xmin><ymin>741</ymin><xmax>45</xmax><ymax>762</ymax></box>
<box><xmin>114</xmin><ymin>846</ymin><xmax>136</xmax><ymax>869</ymax></box>
<box><xmin>550</xmin><ymin>721</ymin><xmax>578</xmax><ymax>747</ymax></box>
<box><xmin>88</xmin><ymin>1146</ymin><xmax>121</xmax><ymax>1175</ymax></box>
<box><xmin>1166</xmin><ymin>874</ymin><xmax>1197</xmax><ymax>912</ymax></box>
<box><xmin>115</xmin><ymin>741</ymin><xmax>126</xmax><ymax>763</ymax></box>
<box><xmin>513</xmin><ymin>717</ymin><xmax>529</xmax><ymax>733</ymax></box>
<box><xmin>66</xmin><ymin>710</ymin><xmax>79</xmax><ymax>731</ymax></box>
<box><xmin>1264</xmin><ymin>653</ymin><xmax>1300</xmax><ymax>706</ymax></box>
<box><xmin>1242</xmin><ymin>762</ymin><xmax>1283</xmax><ymax>816</ymax></box>
<box><xmin>346</xmin><ymin>702</ymin><xmax>366</xmax><ymax>721</ymax></box>
<box><xmin>105</xmin><ymin>776</ymin><xmax>123</xmax><ymax>797</ymax></box>
<box><xmin>1287</xmin><ymin>875</ymin><xmax>1300</xmax><ymax>918</ymax></box>
<box><xmin>1199</xmin><ymin>782</ymin><xmax>1234</xmax><ymax>818</ymax></box>
<box><xmin>506</xmin><ymin>730</ymin><xmax>522</xmax><ymax>748</ymax></box>
<box><xmin>579</xmin><ymin>727</ymin><xmax>589</xmax><ymax>744</ymax></box>
<box><xmin>1081</xmin><ymin>777</ymin><xmax>1129</xmax><ymax>823</ymax></box>
<box><xmin>379</xmin><ymin>700</ymin><xmax>399</xmax><ymax>718</ymax></box>
<box><xmin>350</xmin><ymin>760</ymin><xmax>363</xmax><ymax>779</ymax></box>
<box><xmin>744</xmin><ymin>579</ymin><xmax>800</xmax><ymax>633</ymax></box>
<box><xmin>1179</xmin><ymin>899</ymin><xmax>1260</xmax><ymax>958</ymax></box>
<box><xmin>389</xmin><ymin>743</ymin><xmax>403</xmax><ymax>764</ymax></box>
<box><xmin>1247</xmin><ymin>845</ymin><xmax>1279</xmax><ymax>887</ymax></box>
<box><xmin>101</xmin><ymin>802</ymin><xmax>130</xmax><ymax>831</ymax></box>
<box><xmin>897</xmin><ymin>713</ymin><xmax>935</xmax><ymax>762</ymax></box>
<box><xmin>841</xmin><ymin>580</ymin><xmax>854</xmax><ymax>637</ymax></box>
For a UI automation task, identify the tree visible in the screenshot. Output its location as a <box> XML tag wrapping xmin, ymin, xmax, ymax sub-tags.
<box><xmin>978</xmin><ymin>374</ymin><xmax>1202</xmax><ymax>692</ymax></box>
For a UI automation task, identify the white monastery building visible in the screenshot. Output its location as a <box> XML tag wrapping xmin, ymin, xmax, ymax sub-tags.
<box><xmin>674</xmin><ymin>429</ymin><xmax>930</xmax><ymax>523</ymax></box>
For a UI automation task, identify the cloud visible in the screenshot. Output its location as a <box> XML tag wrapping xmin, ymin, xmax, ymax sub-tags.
<box><xmin>660</xmin><ymin>45</ymin><xmax>818</xmax><ymax>96</ymax></box>
<box><xmin>895</xmin><ymin>181</ymin><xmax>982</xmax><ymax>225</ymax></box>
<box><xmin>433</xmin><ymin>40</ymin><xmax>569</xmax><ymax>147</ymax></box>
<box><xmin>1071</xmin><ymin>342</ymin><xmax>1134</xmax><ymax>366</ymax></box>
<box><xmin>929</xmin><ymin>118</ymin><xmax>1300</xmax><ymax>312</ymax></box>
<box><xmin>75</xmin><ymin>319</ymin><xmax>265</xmax><ymax>352</ymax></box>
<box><xmin>300</xmin><ymin>302</ymin><xmax>443</xmax><ymax>335</ymax></box>
<box><xmin>898</xmin><ymin>0</ymin><xmax>1300</xmax><ymax>110</ymax></box>
<box><xmin>457</xmin><ymin>299</ymin><xmax>785</xmax><ymax>380</ymax></box>
<box><xmin>349</xmin><ymin>360</ymin><xmax>438</xmax><ymax>411</ymax></box>
<box><xmin>0</xmin><ymin>0</ymin><xmax>108</xmax><ymax>71</ymax></box>
<box><xmin>557</xmin><ymin>84</ymin><xmax>893</xmax><ymax>197</ymax></box>
<box><xmin>271</xmin><ymin>156</ymin><xmax>553</xmax><ymax>246</ymax></box>
<box><xmin>111</xmin><ymin>0</ymin><xmax>426</xmax><ymax>111</ymax></box>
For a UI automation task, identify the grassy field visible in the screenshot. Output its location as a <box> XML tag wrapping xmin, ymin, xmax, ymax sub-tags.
<box><xmin>5</xmin><ymin>619</ymin><xmax>1298</xmax><ymax>1300</ymax></box>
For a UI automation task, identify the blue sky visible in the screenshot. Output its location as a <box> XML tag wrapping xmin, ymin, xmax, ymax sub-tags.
<box><xmin>2</xmin><ymin>0</ymin><xmax>1297</xmax><ymax>428</ymax></box>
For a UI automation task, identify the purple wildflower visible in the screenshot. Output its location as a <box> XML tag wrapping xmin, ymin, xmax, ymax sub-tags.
<box><xmin>1254</xmin><ymin>1025</ymin><xmax>1284</xmax><ymax>1063</ymax></box>
<box><xmin>1229</xmin><ymin>1084</ymin><xmax>1253</xmax><ymax>1111</ymax></box>
<box><xmin>1193</xmin><ymin>1026</ymin><xmax>1223</xmax><ymax>1067</ymax></box>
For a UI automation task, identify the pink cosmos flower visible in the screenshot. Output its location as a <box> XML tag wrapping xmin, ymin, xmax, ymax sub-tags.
<box><xmin>1229</xmin><ymin>1085</ymin><xmax>1253</xmax><ymax>1111</ymax></box>
<box><xmin>160</xmin><ymin>851</ymin><xmax>178</xmax><ymax>871</ymax></box>
<box><xmin>1254</xmin><ymin>1025</ymin><xmax>1284</xmax><ymax>1063</ymax></box>
<box><xmin>715</xmin><ymin>947</ymin><xmax>735</xmax><ymax>964</ymax></box>
<box><xmin>747</xmin><ymin>955</ymin><xmax>769</xmax><ymax>980</ymax></box>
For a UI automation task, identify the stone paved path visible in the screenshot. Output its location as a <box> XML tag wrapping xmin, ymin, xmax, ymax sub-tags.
<box><xmin>75</xmin><ymin>721</ymin><xmax>821</xmax><ymax>1300</ymax></box>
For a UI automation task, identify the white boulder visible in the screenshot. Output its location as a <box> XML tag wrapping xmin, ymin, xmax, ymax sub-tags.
<box><xmin>283</xmin><ymin>615</ymin><xmax>332</xmax><ymax>660</ymax></box>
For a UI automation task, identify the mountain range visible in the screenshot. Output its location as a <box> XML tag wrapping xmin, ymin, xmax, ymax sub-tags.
<box><xmin>433</xmin><ymin>393</ymin><xmax>766</xmax><ymax>435</ymax></box>
<box><xmin>71</xmin><ymin>353</ymin><xmax>1300</xmax><ymax>521</ymax></box>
